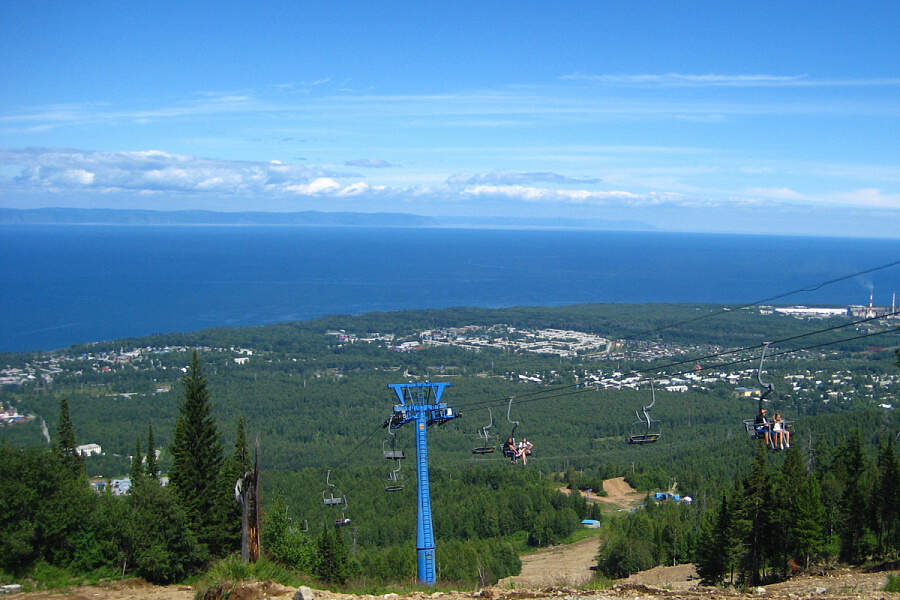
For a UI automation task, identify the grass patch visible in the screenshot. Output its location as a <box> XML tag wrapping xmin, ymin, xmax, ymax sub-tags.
<box><xmin>508</xmin><ymin>526</ymin><xmax>603</xmax><ymax>556</ymax></box>
<box><xmin>563</xmin><ymin>527</ymin><xmax>604</xmax><ymax>545</ymax></box>
<box><xmin>885</xmin><ymin>574</ymin><xmax>900</xmax><ymax>593</ymax></box>
<box><xmin>580</xmin><ymin>574</ymin><xmax>615</xmax><ymax>590</ymax></box>
<box><xmin>5</xmin><ymin>562</ymin><xmax>121</xmax><ymax>593</ymax></box>
<box><xmin>193</xmin><ymin>555</ymin><xmax>312</xmax><ymax>600</ymax></box>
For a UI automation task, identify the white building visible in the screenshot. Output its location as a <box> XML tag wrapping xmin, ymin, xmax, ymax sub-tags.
<box><xmin>76</xmin><ymin>443</ymin><xmax>102</xmax><ymax>456</ymax></box>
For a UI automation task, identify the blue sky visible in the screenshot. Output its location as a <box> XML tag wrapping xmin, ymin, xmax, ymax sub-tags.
<box><xmin>1</xmin><ymin>1</ymin><xmax>899</xmax><ymax>236</ymax></box>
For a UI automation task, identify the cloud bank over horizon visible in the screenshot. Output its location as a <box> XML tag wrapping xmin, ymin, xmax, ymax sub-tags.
<box><xmin>2</xmin><ymin>146</ymin><xmax>898</xmax><ymax>230</ymax></box>
<box><xmin>1</xmin><ymin>2</ymin><xmax>899</xmax><ymax>237</ymax></box>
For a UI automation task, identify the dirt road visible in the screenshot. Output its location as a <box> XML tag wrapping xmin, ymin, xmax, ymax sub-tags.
<box><xmin>557</xmin><ymin>476</ymin><xmax>642</xmax><ymax>512</ymax></box>
<box><xmin>499</xmin><ymin>535</ymin><xmax>601</xmax><ymax>588</ymax></box>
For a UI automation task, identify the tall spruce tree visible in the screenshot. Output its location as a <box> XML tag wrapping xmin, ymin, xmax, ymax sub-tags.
<box><xmin>696</xmin><ymin>494</ymin><xmax>730</xmax><ymax>585</ymax></box>
<box><xmin>838</xmin><ymin>430</ymin><xmax>870</xmax><ymax>563</ymax></box>
<box><xmin>773</xmin><ymin>448</ymin><xmax>806</xmax><ymax>576</ymax></box>
<box><xmin>145</xmin><ymin>422</ymin><xmax>159</xmax><ymax>482</ymax></box>
<box><xmin>54</xmin><ymin>398</ymin><xmax>83</xmax><ymax>477</ymax></box>
<box><xmin>792</xmin><ymin>476</ymin><xmax>825</xmax><ymax>568</ymax></box>
<box><xmin>216</xmin><ymin>416</ymin><xmax>252</xmax><ymax>553</ymax></box>
<box><xmin>130</xmin><ymin>435</ymin><xmax>145</xmax><ymax>489</ymax></box>
<box><xmin>169</xmin><ymin>351</ymin><xmax>224</xmax><ymax>555</ymax></box>
<box><xmin>873</xmin><ymin>436</ymin><xmax>899</xmax><ymax>557</ymax></box>
<box><xmin>741</xmin><ymin>442</ymin><xmax>773</xmax><ymax>585</ymax></box>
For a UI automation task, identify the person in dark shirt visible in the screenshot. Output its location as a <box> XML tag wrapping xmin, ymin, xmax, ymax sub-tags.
<box><xmin>754</xmin><ymin>407</ymin><xmax>772</xmax><ymax>447</ymax></box>
<box><xmin>503</xmin><ymin>436</ymin><xmax>517</xmax><ymax>463</ymax></box>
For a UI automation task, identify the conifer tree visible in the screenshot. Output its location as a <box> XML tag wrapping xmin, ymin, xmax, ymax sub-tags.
<box><xmin>873</xmin><ymin>436</ymin><xmax>899</xmax><ymax>557</ymax></box>
<box><xmin>217</xmin><ymin>416</ymin><xmax>251</xmax><ymax>552</ymax></box>
<box><xmin>315</xmin><ymin>523</ymin><xmax>338</xmax><ymax>583</ymax></box>
<box><xmin>772</xmin><ymin>447</ymin><xmax>806</xmax><ymax>575</ymax></box>
<box><xmin>696</xmin><ymin>495</ymin><xmax>729</xmax><ymax>585</ymax></box>
<box><xmin>145</xmin><ymin>422</ymin><xmax>159</xmax><ymax>482</ymax></box>
<box><xmin>741</xmin><ymin>442</ymin><xmax>772</xmax><ymax>585</ymax></box>
<box><xmin>333</xmin><ymin>526</ymin><xmax>350</xmax><ymax>583</ymax></box>
<box><xmin>54</xmin><ymin>398</ymin><xmax>83</xmax><ymax>477</ymax></box>
<box><xmin>792</xmin><ymin>476</ymin><xmax>825</xmax><ymax>568</ymax></box>
<box><xmin>838</xmin><ymin>430</ymin><xmax>870</xmax><ymax>563</ymax></box>
<box><xmin>169</xmin><ymin>351</ymin><xmax>224</xmax><ymax>554</ymax></box>
<box><xmin>130</xmin><ymin>435</ymin><xmax>145</xmax><ymax>489</ymax></box>
<box><xmin>233</xmin><ymin>416</ymin><xmax>251</xmax><ymax>475</ymax></box>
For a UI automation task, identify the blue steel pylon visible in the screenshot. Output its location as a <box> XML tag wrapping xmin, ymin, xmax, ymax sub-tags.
<box><xmin>386</xmin><ymin>382</ymin><xmax>458</xmax><ymax>585</ymax></box>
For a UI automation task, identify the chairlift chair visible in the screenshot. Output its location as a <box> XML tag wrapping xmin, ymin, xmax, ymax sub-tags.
<box><xmin>322</xmin><ymin>469</ymin><xmax>345</xmax><ymax>506</ymax></box>
<box><xmin>384</xmin><ymin>459</ymin><xmax>404</xmax><ymax>493</ymax></box>
<box><xmin>472</xmin><ymin>407</ymin><xmax>497</xmax><ymax>454</ymax></box>
<box><xmin>382</xmin><ymin>424</ymin><xmax>406</xmax><ymax>460</ymax></box>
<box><xmin>742</xmin><ymin>342</ymin><xmax>789</xmax><ymax>448</ymax></box>
<box><xmin>627</xmin><ymin>378</ymin><xmax>662</xmax><ymax>445</ymax></box>
<box><xmin>503</xmin><ymin>397</ymin><xmax>533</xmax><ymax>460</ymax></box>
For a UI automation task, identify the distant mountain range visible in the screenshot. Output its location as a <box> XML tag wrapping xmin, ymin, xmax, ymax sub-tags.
<box><xmin>0</xmin><ymin>207</ymin><xmax>654</xmax><ymax>230</ymax></box>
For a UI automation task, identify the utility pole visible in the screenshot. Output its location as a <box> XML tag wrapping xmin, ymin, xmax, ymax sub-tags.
<box><xmin>386</xmin><ymin>382</ymin><xmax>458</xmax><ymax>585</ymax></box>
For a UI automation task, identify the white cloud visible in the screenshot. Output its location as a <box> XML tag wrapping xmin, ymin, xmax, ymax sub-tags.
<box><xmin>337</xmin><ymin>182</ymin><xmax>371</xmax><ymax>196</ymax></box>
<box><xmin>61</xmin><ymin>169</ymin><xmax>95</xmax><ymax>185</ymax></box>
<box><xmin>462</xmin><ymin>184</ymin><xmax>641</xmax><ymax>203</ymax></box>
<box><xmin>0</xmin><ymin>147</ymin><xmax>363</xmax><ymax>197</ymax></box>
<box><xmin>832</xmin><ymin>188</ymin><xmax>900</xmax><ymax>209</ymax></box>
<box><xmin>345</xmin><ymin>158</ymin><xmax>395</xmax><ymax>168</ymax></box>
<box><xmin>284</xmin><ymin>177</ymin><xmax>341</xmax><ymax>195</ymax></box>
<box><xmin>560</xmin><ymin>73</ymin><xmax>900</xmax><ymax>88</ymax></box>
<box><xmin>745</xmin><ymin>187</ymin><xmax>809</xmax><ymax>201</ymax></box>
<box><xmin>448</xmin><ymin>172</ymin><xmax>601</xmax><ymax>186</ymax></box>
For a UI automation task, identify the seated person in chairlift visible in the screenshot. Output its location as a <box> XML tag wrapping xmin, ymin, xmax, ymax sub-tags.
<box><xmin>504</xmin><ymin>437</ymin><xmax>517</xmax><ymax>463</ymax></box>
<box><xmin>754</xmin><ymin>407</ymin><xmax>772</xmax><ymax>447</ymax></box>
<box><xmin>518</xmin><ymin>437</ymin><xmax>533</xmax><ymax>465</ymax></box>
<box><xmin>772</xmin><ymin>412</ymin><xmax>790</xmax><ymax>450</ymax></box>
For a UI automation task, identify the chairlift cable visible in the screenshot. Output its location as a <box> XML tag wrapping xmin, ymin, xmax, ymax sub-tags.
<box><xmin>455</xmin><ymin>308</ymin><xmax>900</xmax><ymax>413</ymax></box>
<box><xmin>457</xmin><ymin>326</ymin><xmax>900</xmax><ymax>413</ymax></box>
<box><xmin>598</xmin><ymin>258</ymin><xmax>900</xmax><ymax>347</ymax></box>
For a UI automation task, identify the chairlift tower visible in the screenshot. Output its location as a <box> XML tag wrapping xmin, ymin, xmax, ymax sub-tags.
<box><xmin>386</xmin><ymin>382</ymin><xmax>457</xmax><ymax>585</ymax></box>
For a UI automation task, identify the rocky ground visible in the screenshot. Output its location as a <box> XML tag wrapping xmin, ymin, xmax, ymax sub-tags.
<box><xmin>7</xmin><ymin>562</ymin><xmax>896</xmax><ymax>600</ymax></box>
<box><xmin>7</xmin><ymin>480</ymin><xmax>897</xmax><ymax>600</ymax></box>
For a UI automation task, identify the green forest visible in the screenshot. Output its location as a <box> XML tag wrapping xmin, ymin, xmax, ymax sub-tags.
<box><xmin>1</xmin><ymin>303</ymin><xmax>898</xmax><ymax>590</ymax></box>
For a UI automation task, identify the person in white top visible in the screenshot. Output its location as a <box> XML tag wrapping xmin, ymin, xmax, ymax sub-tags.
<box><xmin>772</xmin><ymin>412</ymin><xmax>790</xmax><ymax>450</ymax></box>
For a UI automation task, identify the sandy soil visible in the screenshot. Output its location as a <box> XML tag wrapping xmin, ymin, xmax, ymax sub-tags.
<box><xmin>7</xmin><ymin>564</ymin><xmax>898</xmax><ymax>600</ymax></box>
<box><xmin>557</xmin><ymin>477</ymin><xmax>642</xmax><ymax>512</ymax></box>
<box><xmin>499</xmin><ymin>535</ymin><xmax>601</xmax><ymax>588</ymax></box>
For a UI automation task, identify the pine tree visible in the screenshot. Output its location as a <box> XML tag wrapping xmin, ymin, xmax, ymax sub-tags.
<box><xmin>741</xmin><ymin>442</ymin><xmax>772</xmax><ymax>585</ymax></box>
<box><xmin>773</xmin><ymin>447</ymin><xmax>806</xmax><ymax>576</ymax></box>
<box><xmin>217</xmin><ymin>416</ymin><xmax>251</xmax><ymax>553</ymax></box>
<box><xmin>333</xmin><ymin>526</ymin><xmax>350</xmax><ymax>583</ymax></box>
<box><xmin>233</xmin><ymin>416</ymin><xmax>250</xmax><ymax>475</ymax></box>
<box><xmin>792</xmin><ymin>476</ymin><xmax>825</xmax><ymax>568</ymax></box>
<box><xmin>873</xmin><ymin>436</ymin><xmax>899</xmax><ymax>557</ymax></box>
<box><xmin>838</xmin><ymin>430</ymin><xmax>869</xmax><ymax>563</ymax></box>
<box><xmin>130</xmin><ymin>434</ymin><xmax>145</xmax><ymax>489</ymax></box>
<box><xmin>54</xmin><ymin>398</ymin><xmax>82</xmax><ymax>477</ymax></box>
<box><xmin>696</xmin><ymin>495</ymin><xmax>729</xmax><ymax>585</ymax></box>
<box><xmin>315</xmin><ymin>523</ymin><xmax>338</xmax><ymax>582</ymax></box>
<box><xmin>145</xmin><ymin>423</ymin><xmax>159</xmax><ymax>482</ymax></box>
<box><xmin>169</xmin><ymin>351</ymin><xmax>224</xmax><ymax>555</ymax></box>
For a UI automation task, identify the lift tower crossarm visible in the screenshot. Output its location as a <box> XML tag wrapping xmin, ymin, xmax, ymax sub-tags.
<box><xmin>386</xmin><ymin>382</ymin><xmax>457</xmax><ymax>586</ymax></box>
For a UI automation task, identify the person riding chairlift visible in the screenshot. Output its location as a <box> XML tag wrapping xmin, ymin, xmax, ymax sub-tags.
<box><xmin>503</xmin><ymin>436</ymin><xmax>517</xmax><ymax>463</ymax></box>
<box><xmin>517</xmin><ymin>437</ymin><xmax>533</xmax><ymax>465</ymax></box>
<box><xmin>754</xmin><ymin>407</ymin><xmax>772</xmax><ymax>447</ymax></box>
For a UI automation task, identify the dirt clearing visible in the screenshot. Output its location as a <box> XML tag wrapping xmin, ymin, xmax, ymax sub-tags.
<box><xmin>499</xmin><ymin>535</ymin><xmax>601</xmax><ymax>588</ymax></box>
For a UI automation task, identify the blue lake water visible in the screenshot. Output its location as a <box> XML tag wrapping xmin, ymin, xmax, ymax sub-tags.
<box><xmin>1</xmin><ymin>225</ymin><xmax>899</xmax><ymax>352</ymax></box>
